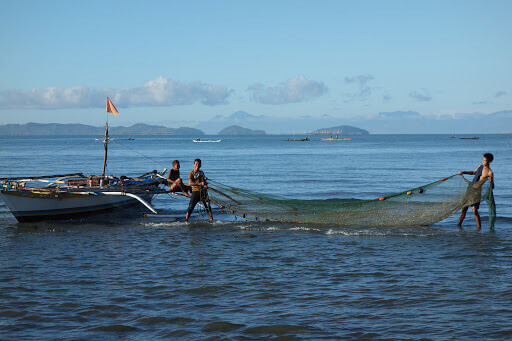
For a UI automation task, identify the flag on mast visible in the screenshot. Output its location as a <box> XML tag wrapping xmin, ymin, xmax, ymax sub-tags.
<box><xmin>106</xmin><ymin>97</ymin><xmax>119</xmax><ymax>116</ymax></box>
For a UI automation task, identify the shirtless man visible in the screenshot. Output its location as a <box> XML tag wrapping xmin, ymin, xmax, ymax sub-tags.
<box><xmin>167</xmin><ymin>160</ymin><xmax>191</xmax><ymax>197</ymax></box>
<box><xmin>457</xmin><ymin>153</ymin><xmax>494</xmax><ymax>230</ymax></box>
<box><xmin>185</xmin><ymin>159</ymin><xmax>213</xmax><ymax>222</ymax></box>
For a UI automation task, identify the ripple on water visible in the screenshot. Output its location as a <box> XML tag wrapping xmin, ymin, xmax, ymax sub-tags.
<box><xmin>243</xmin><ymin>324</ymin><xmax>318</xmax><ymax>336</ymax></box>
<box><xmin>89</xmin><ymin>324</ymin><xmax>139</xmax><ymax>332</ymax></box>
<box><xmin>137</xmin><ymin>316</ymin><xmax>194</xmax><ymax>326</ymax></box>
<box><xmin>203</xmin><ymin>321</ymin><xmax>246</xmax><ymax>332</ymax></box>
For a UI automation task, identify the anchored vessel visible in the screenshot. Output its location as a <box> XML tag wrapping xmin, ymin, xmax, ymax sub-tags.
<box><xmin>0</xmin><ymin>98</ymin><xmax>166</xmax><ymax>222</ymax></box>
<box><xmin>193</xmin><ymin>138</ymin><xmax>221</xmax><ymax>143</ymax></box>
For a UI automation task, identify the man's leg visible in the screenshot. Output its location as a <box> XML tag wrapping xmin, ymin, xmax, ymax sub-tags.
<box><xmin>179</xmin><ymin>183</ymin><xmax>191</xmax><ymax>197</ymax></box>
<box><xmin>458</xmin><ymin>206</ymin><xmax>468</xmax><ymax>227</ymax></box>
<box><xmin>473</xmin><ymin>206</ymin><xmax>481</xmax><ymax>230</ymax></box>
<box><xmin>186</xmin><ymin>192</ymin><xmax>199</xmax><ymax>222</ymax></box>
<box><xmin>203</xmin><ymin>199</ymin><xmax>213</xmax><ymax>222</ymax></box>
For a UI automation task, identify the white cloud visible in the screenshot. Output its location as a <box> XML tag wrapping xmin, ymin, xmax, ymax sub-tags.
<box><xmin>344</xmin><ymin>74</ymin><xmax>375</xmax><ymax>102</ymax></box>
<box><xmin>248</xmin><ymin>75</ymin><xmax>327</xmax><ymax>105</ymax></box>
<box><xmin>0</xmin><ymin>76</ymin><xmax>232</xmax><ymax>109</ymax></box>
<box><xmin>0</xmin><ymin>86</ymin><xmax>107</xmax><ymax>109</ymax></box>
<box><xmin>409</xmin><ymin>89</ymin><xmax>432</xmax><ymax>102</ymax></box>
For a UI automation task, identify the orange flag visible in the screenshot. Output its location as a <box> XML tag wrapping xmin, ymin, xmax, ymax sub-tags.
<box><xmin>106</xmin><ymin>97</ymin><xmax>119</xmax><ymax>116</ymax></box>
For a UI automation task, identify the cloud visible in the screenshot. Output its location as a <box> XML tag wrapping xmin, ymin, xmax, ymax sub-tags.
<box><xmin>409</xmin><ymin>89</ymin><xmax>432</xmax><ymax>102</ymax></box>
<box><xmin>248</xmin><ymin>75</ymin><xmax>327</xmax><ymax>105</ymax></box>
<box><xmin>118</xmin><ymin>76</ymin><xmax>232</xmax><ymax>106</ymax></box>
<box><xmin>344</xmin><ymin>74</ymin><xmax>375</xmax><ymax>101</ymax></box>
<box><xmin>0</xmin><ymin>86</ymin><xmax>107</xmax><ymax>109</ymax></box>
<box><xmin>0</xmin><ymin>76</ymin><xmax>232</xmax><ymax>109</ymax></box>
<box><xmin>472</xmin><ymin>100</ymin><xmax>488</xmax><ymax>105</ymax></box>
<box><xmin>378</xmin><ymin>111</ymin><xmax>422</xmax><ymax>119</ymax></box>
<box><xmin>344</xmin><ymin>74</ymin><xmax>374</xmax><ymax>85</ymax></box>
<box><xmin>495</xmin><ymin>91</ymin><xmax>507</xmax><ymax>98</ymax></box>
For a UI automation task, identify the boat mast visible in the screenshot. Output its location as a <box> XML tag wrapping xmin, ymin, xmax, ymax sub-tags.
<box><xmin>103</xmin><ymin>97</ymin><xmax>118</xmax><ymax>177</ymax></box>
<box><xmin>102</xmin><ymin>119</ymin><xmax>108</xmax><ymax>177</ymax></box>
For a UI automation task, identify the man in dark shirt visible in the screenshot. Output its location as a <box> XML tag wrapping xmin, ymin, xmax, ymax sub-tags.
<box><xmin>457</xmin><ymin>153</ymin><xmax>494</xmax><ymax>230</ymax></box>
<box><xmin>185</xmin><ymin>158</ymin><xmax>213</xmax><ymax>222</ymax></box>
<box><xmin>167</xmin><ymin>160</ymin><xmax>191</xmax><ymax>197</ymax></box>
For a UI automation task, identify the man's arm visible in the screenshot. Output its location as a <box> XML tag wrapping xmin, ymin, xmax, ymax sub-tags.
<box><xmin>188</xmin><ymin>173</ymin><xmax>203</xmax><ymax>187</ymax></box>
<box><xmin>457</xmin><ymin>165</ymin><xmax>480</xmax><ymax>176</ymax></box>
<box><xmin>487</xmin><ymin>169</ymin><xmax>494</xmax><ymax>188</ymax></box>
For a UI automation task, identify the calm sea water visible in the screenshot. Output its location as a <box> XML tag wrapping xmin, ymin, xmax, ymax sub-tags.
<box><xmin>1</xmin><ymin>134</ymin><xmax>511</xmax><ymax>339</ymax></box>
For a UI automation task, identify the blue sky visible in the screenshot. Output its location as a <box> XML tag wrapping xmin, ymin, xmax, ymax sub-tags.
<box><xmin>0</xmin><ymin>0</ymin><xmax>511</xmax><ymax>132</ymax></box>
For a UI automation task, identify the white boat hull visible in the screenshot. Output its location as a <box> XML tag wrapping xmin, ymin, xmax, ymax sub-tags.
<box><xmin>0</xmin><ymin>190</ymin><xmax>154</xmax><ymax>222</ymax></box>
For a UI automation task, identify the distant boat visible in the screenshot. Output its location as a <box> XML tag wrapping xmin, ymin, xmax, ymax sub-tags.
<box><xmin>193</xmin><ymin>138</ymin><xmax>221</xmax><ymax>143</ymax></box>
<box><xmin>459</xmin><ymin>137</ymin><xmax>479</xmax><ymax>140</ymax></box>
<box><xmin>450</xmin><ymin>135</ymin><xmax>456</xmax><ymax>138</ymax></box>
<box><xmin>321</xmin><ymin>134</ymin><xmax>351</xmax><ymax>141</ymax></box>
<box><xmin>286</xmin><ymin>138</ymin><xmax>309</xmax><ymax>141</ymax></box>
<box><xmin>321</xmin><ymin>137</ymin><xmax>351</xmax><ymax>141</ymax></box>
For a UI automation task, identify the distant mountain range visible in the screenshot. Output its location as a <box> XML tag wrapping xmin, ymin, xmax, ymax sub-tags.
<box><xmin>218</xmin><ymin>125</ymin><xmax>266</xmax><ymax>135</ymax></box>
<box><xmin>2</xmin><ymin>109</ymin><xmax>511</xmax><ymax>135</ymax></box>
<box><xmin>194</xmin><ymin>109</ymin><xmax>512</xmax><ymax>134</ymax></box>
<box><xmin>0</xmin><ymin>123</ymin><xmax>204</xmax><ymax>136</ymax></box>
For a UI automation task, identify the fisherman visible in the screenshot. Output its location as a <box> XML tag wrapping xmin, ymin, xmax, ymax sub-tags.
<box><xmin>167</xmin><ymin>160</ymin><xmax>191</xmax><ymax>197</ymax></box>
<box><xmin>185</xmin><ymin>158</ymin><xmax>213</xmax><ymax>222</ymax></box>
<box><xmin>457</xmin><ymin>153</ymin><xmax>494</xmax><ymax>230</ymax></box>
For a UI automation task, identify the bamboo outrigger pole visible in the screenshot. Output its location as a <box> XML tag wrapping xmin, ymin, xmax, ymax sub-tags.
<box><xmin>102</xmin><ymin>121</ymin><xmax>108</xmax><ymax>177</ymax></box>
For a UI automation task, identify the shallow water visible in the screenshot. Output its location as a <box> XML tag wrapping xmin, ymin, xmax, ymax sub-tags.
<box><xmin>1</xmin><ymin>134</ymin><xmax>512</xmax><ymax>339</ymax></box>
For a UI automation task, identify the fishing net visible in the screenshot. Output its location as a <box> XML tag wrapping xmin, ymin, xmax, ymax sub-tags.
<box><xmin>208</xmin><ymin>175</ymin><xmax>495</xmax><ymax>228</ymax></box>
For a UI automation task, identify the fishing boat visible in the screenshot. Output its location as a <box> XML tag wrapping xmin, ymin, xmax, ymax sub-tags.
<box><xmin>459</xmin><ymin>136</ymin><xmax>479</xmax><ymax>140</ymax></box>
<box><xmin>285</xmin><ymin>138</ymin><xmax>309</xmax><ymax>141</ymax></box>
<box><xmin>321</xmin><ymin>137</ymin><xmax>351</xmax><ymax>141</ymax></box>
<box><xmin>0</xmin><ymin>98</ymin><xmax>166</xmax><ymax>222</ymax></box>
<box><xmin>193</xmin><ymin>138</ymin><xmax>221</xmax><ymax>143</ymax></box>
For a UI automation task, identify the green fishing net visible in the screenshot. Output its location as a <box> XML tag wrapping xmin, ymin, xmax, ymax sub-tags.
<box><xmin>208</xmin><ymin>175</ymin><xmax>495</xmax><ymax>228</ymax></box>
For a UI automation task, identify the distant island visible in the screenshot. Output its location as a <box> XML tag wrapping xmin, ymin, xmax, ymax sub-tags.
<box><xmin>0</xmin><ymin>123</ymin><xmax>204</xmax><ymax>136</ymax></box>
<box><xmin>217</xmin><ymin>125</ymin><xmax>266</xmax><ymax>135</ymax></box>
<box><xmin>310</xmin><ymin>125</ymin><xmax>369</xmax><ymax>135</ymax></box>
<box><xmin>0</xmin><ymin>122</ymin><xmax>368</xmax><ymax>136</ymax></box>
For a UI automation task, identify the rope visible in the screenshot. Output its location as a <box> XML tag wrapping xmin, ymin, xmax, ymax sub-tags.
<box><xmin>1</xmin><ymin>138</ymin><xmax>100</xmax><ymax>171</ymax></box>
<box><xmin>39</xmin><ymin>139</ymin><xmax>102</xmax><ymax>175</ymax></box>
<box><xmin>111</xmin><ymin>139</ymin><xmax>167</xmax><ymax>171</ymax></box>
<box><xmin>108</xmin><ymin>139</ymin><xmax>156</xmax><ymax>175</ymax></box>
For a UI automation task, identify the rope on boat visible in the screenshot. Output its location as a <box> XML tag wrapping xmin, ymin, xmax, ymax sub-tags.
<box><xmin>39</xmin><ymin>139</ymin><xmax>103</xmax><ymax>175</ymax></box>
<box><xmin>0</xmin><ymin>138</ymin><xmax>100</xmax><ymax>171</ymax></box>
<box><xmin>110</xmin><ymin>139</ymin><xmax>167</xmax><ymax>172</ymax></box>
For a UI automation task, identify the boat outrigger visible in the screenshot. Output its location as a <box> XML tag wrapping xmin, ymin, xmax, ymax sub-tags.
<box><xmin>0</xmin><ymin>98</ymin><xmax>168</xmax><ymax>222</ymax></box>
<box><xmin>193</xmin><ymin>138</ymin><xmax>221</xmax><ymax>143</ymax></box>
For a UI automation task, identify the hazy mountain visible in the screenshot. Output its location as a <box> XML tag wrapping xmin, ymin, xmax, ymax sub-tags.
<box><xmin>195</xmin><ymin>111</ymin><xmax>266</xmax><ymax>133</ymax></box>
<box><xmin>0</xmin><ymin>123</ymin><xmax>204</xmax><ymax>136</ymax></box>
<box><xmin>217</xmin><ymin>125</ymin><xmax>266</xmax><ymax>135</ymax></box>
<box><xmin>311</xmin><ymin>125</ymin><xmax>369</xmax><ymax>135</ymax></box>
<box><xmin>349</xmin><ymin>110</ymin><xmax>512</xmax><ymax>134</ymax></box>
<box><xmin>195</xmin><ymin>109</ymin><xmax>512</xmax><ymax>134</ymax></box>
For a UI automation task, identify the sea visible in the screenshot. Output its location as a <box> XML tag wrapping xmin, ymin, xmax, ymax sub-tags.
<box><xmin>1</xmin><ymin>134</ymin><xmax>511</xmax><ymax>340</ymax></box>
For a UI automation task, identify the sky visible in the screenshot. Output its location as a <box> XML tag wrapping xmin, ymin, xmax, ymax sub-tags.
<box><xmin>0</xmin><ymin>0</ymin><xmax>511</xmax><ymax>132</ymax></box>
